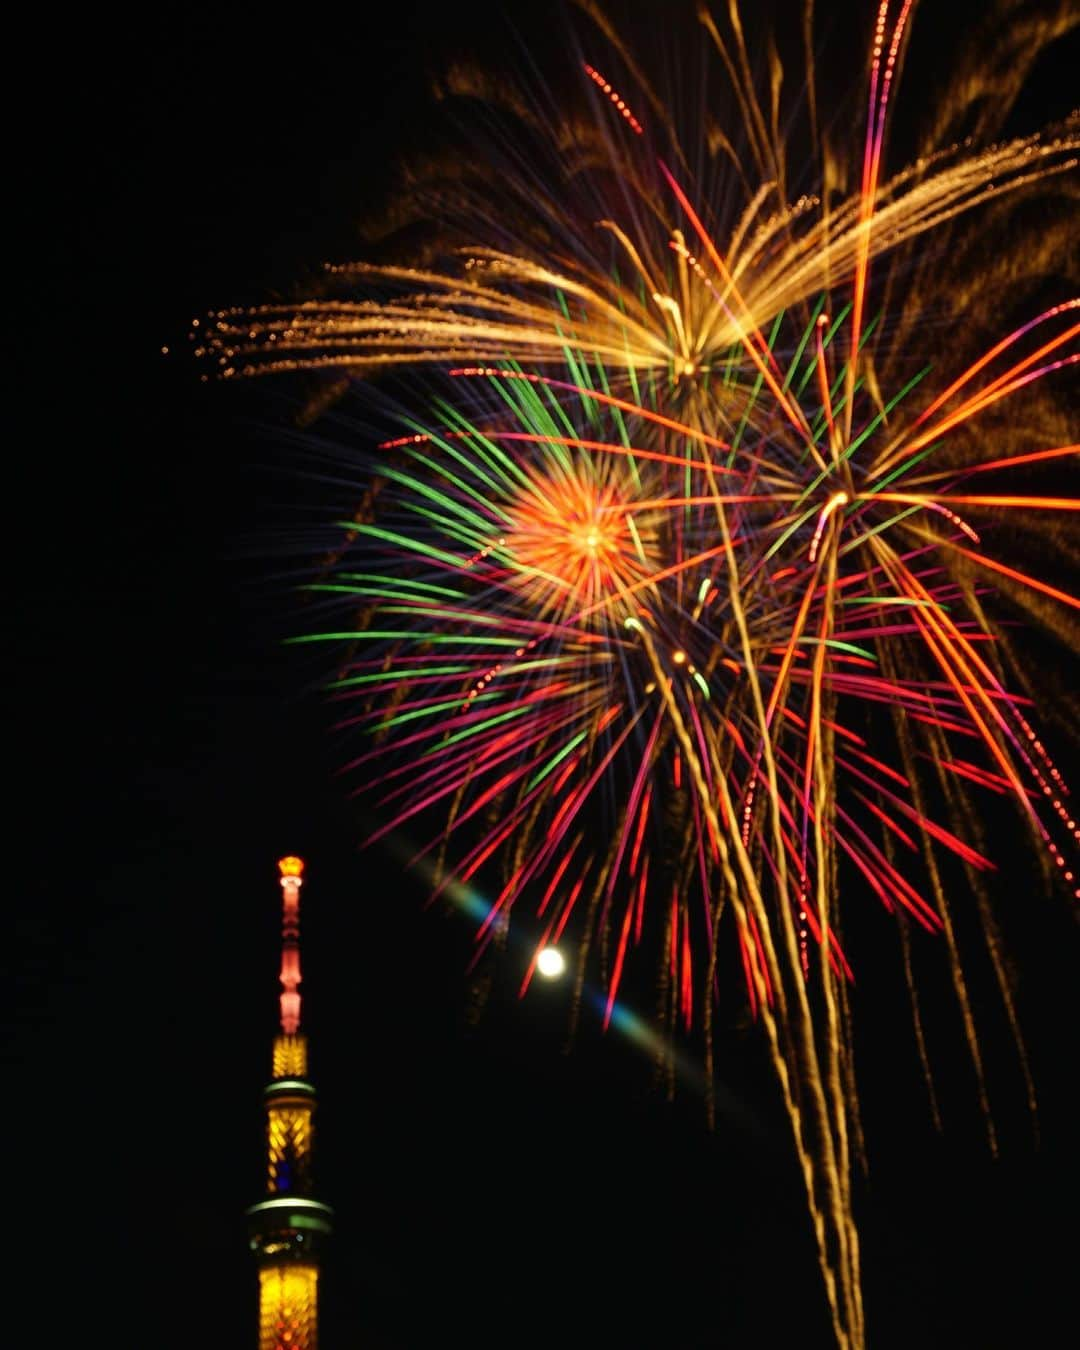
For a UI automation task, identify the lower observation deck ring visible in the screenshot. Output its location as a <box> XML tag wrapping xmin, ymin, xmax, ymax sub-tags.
<box><xmin>247</xmin><ymin>1196</ymin><xmax>335</xmax><ymax>1243</ymax></box>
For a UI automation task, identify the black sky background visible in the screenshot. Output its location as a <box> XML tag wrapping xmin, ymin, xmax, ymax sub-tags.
<box><xmin>11</xmin><ymin>3</ymin><xmax>1079</xmax><ymax>1347</ymax></box>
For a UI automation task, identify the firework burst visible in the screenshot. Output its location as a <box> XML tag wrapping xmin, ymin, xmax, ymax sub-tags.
<box><xmin>201</xmin><ymin>4</ymin><xmax>1078</xmax><ymax>1346</ymax></box>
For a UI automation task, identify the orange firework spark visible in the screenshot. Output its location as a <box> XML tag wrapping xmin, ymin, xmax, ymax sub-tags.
<box><xmin>505</xmin><ymin>457</ymin><xmax>660</xmax><ymax>626</ymax></box>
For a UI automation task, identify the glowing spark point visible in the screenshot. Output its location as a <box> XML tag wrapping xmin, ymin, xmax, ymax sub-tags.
<box><xmin>536</xmin><ymin>946</ymin><xmax>567</xmax><ymax>978</ymax></box>
<box><xmin>808</xmin><ymin>492</ymin><xmax>850</xmax><ymax>562</ymax></box>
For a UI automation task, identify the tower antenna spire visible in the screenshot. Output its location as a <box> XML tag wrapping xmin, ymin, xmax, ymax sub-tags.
<box><xmin>277</xmin><ymin>854</ymin><xmax>304</xmax><ymax>1034</ymax></box>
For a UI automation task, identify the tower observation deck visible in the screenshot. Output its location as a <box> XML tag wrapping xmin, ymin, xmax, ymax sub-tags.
<box><xmin>247</xmin><ymin>856</ymin><xmax>333</xmax><ymax>1350</ymax></box>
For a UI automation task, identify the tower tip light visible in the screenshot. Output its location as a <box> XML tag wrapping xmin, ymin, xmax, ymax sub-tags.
<box><xmin>278</xmin><ymin>856</ymin><xmax>305</xmax><ymax>879</ymax></box>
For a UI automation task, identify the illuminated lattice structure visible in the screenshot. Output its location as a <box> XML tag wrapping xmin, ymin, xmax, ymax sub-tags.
<box><xmin>247</xmin><ymin>857</ymin><xmax>333</xmax><ymax>1350</ymax></box>
<box><xmin>259</xmin><ymin>1266</ymin><xmax>319</xmax><ymax>1348</ymax></box>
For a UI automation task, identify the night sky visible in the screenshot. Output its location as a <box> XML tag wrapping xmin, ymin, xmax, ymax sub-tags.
<box><xmin>13</xmin><ymin>3</ymin><xmax>1078</xmax><ymax>1347</ymax></box>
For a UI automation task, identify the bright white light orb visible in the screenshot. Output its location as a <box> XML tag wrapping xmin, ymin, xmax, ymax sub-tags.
<box><xmin>536</xmin><ymin>946</ymin><xmax>566</xmax><ymax>978</ymax></box>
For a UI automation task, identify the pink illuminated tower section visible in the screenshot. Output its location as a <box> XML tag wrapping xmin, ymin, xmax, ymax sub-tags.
<box><xmin>246</xmin><ymin>856</ymin><xmax>333</xmax><ymax>1350</ymax></box>
<box><xmin>278</xmin><ymin>855</ymin><xmax>303</xmax><ymax>1034</ymax></box>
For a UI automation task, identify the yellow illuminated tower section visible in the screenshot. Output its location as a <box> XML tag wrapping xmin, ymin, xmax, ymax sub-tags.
<box><xmin>247</xmin><ymin>856</ymin><xmax>333</xmax><ymax>1350</ymax></box>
